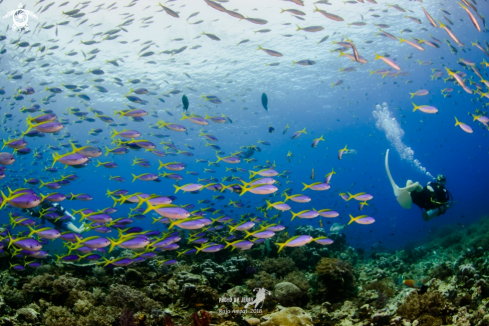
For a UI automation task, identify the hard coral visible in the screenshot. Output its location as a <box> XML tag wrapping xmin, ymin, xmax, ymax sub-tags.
<box><xmin>430</xmin><ymin>262</ymin><xmax>454</xmax><ymax>280</ymax></box>
<box><xmin>192</xmin><ymin>310</ymin><xmax>211</xmax><ymax>326</ymax></box>
<box><xmin>260</xmin><ymin>307</ymin><xmax>313</xmax><ymax>326</ymax></box>
<box><xmin>105</xmin><ymin>284</ymin><xmax>162</xmax><ymax>313</ymax></box>
<box><xmin>163</xmin><ymin>315</ymin><xmax>175</xmax><ymax>326</ymax></box>
<box><xmin>314</xmin><ymin>257</ymin><xmax>357</xmax><ymax>303</ymax></box>
<box><xmin>397</xmin><ymin>291</ymin><xmax>452</xmax><ymax>324</ymax></box>
<box><xmin>261</xmin><ymin>257</ymin><xmax>298</xmax><ymax>277</ymax></box>
<box><xmin>282</xmin><ymin>270</ymin><xmax>310</xmax><ymax>293</ymax></box>
<box><xmin>119</xmin><ymin>308</ymin><xmax>136</xmax><ymax>326</ymax></box>
<box><xmin>76</xmin><ymin>306</ymin><xmax>123</xmax><ymax>326</ymax></box>
<box><xmin>182</xmin><ymin>284</ymin><xmax>219</xmax><ymax>310</ymax></box>
<box><xmin>274</xmin><ymin>282</ymin><xmax>302</xmax><ymax>307</ymax></box>
<box><xmin>42</xmin><ymin>305</ymin><xmax>77</xmax><ymax>326</ymax></box>
<box><xmin>246</xmin><ymin>271</ymin><xmax>279</xmax><ymax>291</ymax></box>
<box><xmin>363</xmin><ymin>277</ymin><xmax>395</xmax><ymax>297</ymax></box>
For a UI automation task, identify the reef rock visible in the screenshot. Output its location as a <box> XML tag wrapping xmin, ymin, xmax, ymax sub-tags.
<box><xmin>260</xmin><ymin>307</ymin><xmax>313</xmax><ymax>326</ymax></box>
<box><xmin>274</xmin><ymin>282</ymin><xmax>302</xmax><ymax>307</ymax></box>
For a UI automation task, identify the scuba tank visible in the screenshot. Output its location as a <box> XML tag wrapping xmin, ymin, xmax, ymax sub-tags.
<box><xmin>422</xmin><ymin>201</ymin><xmax>452</xmax><ymax>221</ymax></box>
<box><xmin>422</xmin><ymin>207</ymin><xmax>442</xmax><ymax>221</ymax></box>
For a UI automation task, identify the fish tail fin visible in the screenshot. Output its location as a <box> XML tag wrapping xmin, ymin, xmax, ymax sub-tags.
<box><xmin>27</xmin><ymin>225</ymin><xmax>36</xmax><ymax>238</ymax></box>
<box><xmin>455</xmin><ymin>116</ymin><xmax>460</xmax><ymax>126</ymax></box>
<box><xmin>108</xmin><ymin>238</ymin><xmax>118</xmax><ymax>253</ymax></box>
<box><xmin>290</xmin><ymin>211</ymin><xmax>298</xmax><ymax>221</ymax></box>
<box><xmin>282</xmin><ymin>192</ymin><xmax>291</xmax><ymax>202</ymax></box>
<box><xmin>302</xmin><ymin>183</ymin><xmax>310</xmax><ymax>191</ymax></box>
<box><xmin>173</xmin><ymin>184</ymin><xmax>181</xmax><ymax>194</ymax></box>
<box><xmin>348</xmin><ymin>214</ymin><xmax>355</xmax><ymax>225</ymax></box>
<box><xmin>373</xmin><ymin>53</ymin><xmax>381</xmax><ymax>60</ymax></box>
<box><xmin>51</xmin><ymin>152</ymin><xmax>59</xmax><ymax>168</ymax></box>
<box><xmin>412</xmin><ymin>103</ymin><xmax>419</xmax><ymax>112</ymax></box>
<box><xmin>265</xmin><ymin>200</ymin><xmax>273</xmax><ymax>210</ymax></box>
<box><xmin>275</xmin><ymin>242</ymin><xmax>287</xmax><ymax>253</ymax></box>
<box><xmin>347</xmin><ymin>192</ymin><xmax>354</xmax><ymax>201</ymax></box>
<box><xmin>224</xmin><ymin>241</ymin><xmax>233</xmax><ymax>249</ymax></box>
<box><xmin>0</xmin><ymin>139</ymin><xmax>7</xmax><ymax>150</ymax></box>
<box><xmin>239</xmin><ymin>186</ymin><xmax>250</xmax><ymax>196</ymax></box>
<box><xmin>168</xmin><ymin>219</ymin><xmax>179</xmax><ymax>230</ymax></box>
<box><xmin>132</xmin><ymin>174</ymin><xmax>138</xmax><ymax>182</ymax></box>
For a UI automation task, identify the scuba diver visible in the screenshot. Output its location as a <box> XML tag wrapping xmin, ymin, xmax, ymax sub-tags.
<box><xmin>23</xmin><ymin>201</ymin><xmax>89</xmax><ymax>233</ymax></box>
<box><xmin>385</xmin><ymin>149</ymin><xmax>454</xmax><ymax>221</ymax></box>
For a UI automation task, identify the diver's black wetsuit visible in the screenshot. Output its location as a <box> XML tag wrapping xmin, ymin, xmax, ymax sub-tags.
<box><xmin>24</xmin><ymin>202</ymin><xmax>67</xmax><ymax>230</ymax></box>
<box><xmin>411</xmin><ymin>181</ymin><xmax>450</xmax><ymax>215</ymax></box>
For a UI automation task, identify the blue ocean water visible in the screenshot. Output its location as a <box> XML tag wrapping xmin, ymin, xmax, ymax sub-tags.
<box><xmin>0</xmin><ymin>0</ymin><xmax>488</xmax><ymax>260</ymax></box>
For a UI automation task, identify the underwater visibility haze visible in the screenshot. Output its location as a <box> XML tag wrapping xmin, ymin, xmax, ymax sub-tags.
<box><xmin>0</xmin><ymin>0</ymin><xmax>488</xmax><ymax>325</ymax></box>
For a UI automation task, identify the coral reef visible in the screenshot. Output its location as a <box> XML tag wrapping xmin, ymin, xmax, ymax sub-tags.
<box><xmin>260</xmin><ymin>307</ymin><xmax>313</xmax><ymax>326</ymax></box>
<box><xmin>274</xmin><ymin>282</ymin><xmax>302</xmax><ymax>307</ymax></box>
<box><xmin>314</xmin><ymin>257</ymin><xmax>357</xmax><ymax>303</ymax></box>
<box><xmin>2</xmin><ymin>217</ymin><xmax>489</xmax><ymax>326</ymax></box>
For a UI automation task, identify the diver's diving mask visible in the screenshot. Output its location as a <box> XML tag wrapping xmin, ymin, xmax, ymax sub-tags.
<box><xmin>436</xmin><ymin>174</ymin><xmax>446</xmax><ymax>186</ymax></box>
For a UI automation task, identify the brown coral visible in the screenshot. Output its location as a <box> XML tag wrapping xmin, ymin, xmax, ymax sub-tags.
<box><xmin>363</xmin><ymin>277</ymin><xmax>395</xmax><ymax>297</ymax></box>
<box><xmin>105</xmin><ymin>284</ymin><xmax>162</xmax><ymax>313</ymax></box>
<box><xmin>261</xmin><ymin>257</ymin><xmax>298</xmax><ymax>277</ymax></box>
<box><xmin>282</xmin><ymin>271</ymin><xmax>310</xmax><ymax>294</ymax></box>
<box><xmin>397</xmin><ymin>291</ymin><xmax>453</xmax><ymax>325</ymax></box>
<box><xmin>314</xmin><ymin>258</ymin><xmax>357</xmax><ymax>303</ymax></box>
<box><xmin>246</xmin><ymin>271</ymin><xmax>280</xmax><ymax>291</ymax></box>
<box><xmin>42</xmin><ymin>306</ymin><xmax>77</xmax><ymax>326</ymax></box>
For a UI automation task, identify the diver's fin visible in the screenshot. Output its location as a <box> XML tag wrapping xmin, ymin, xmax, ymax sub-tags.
<box><xmin>385</xmin><ymin>149</ymin><xmax>400</xmax><ymax>197</ymax></box>
<box><xmin>396</xmin><ymin>190</ymin><xmax>413</xmax><ymax>209</ymax></box>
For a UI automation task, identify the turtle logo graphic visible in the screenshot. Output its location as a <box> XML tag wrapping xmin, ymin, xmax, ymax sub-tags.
<box><xmin>3</xmin><ymin>3</ymin><xmax>38</xmax><ymax>32</ymax></box>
